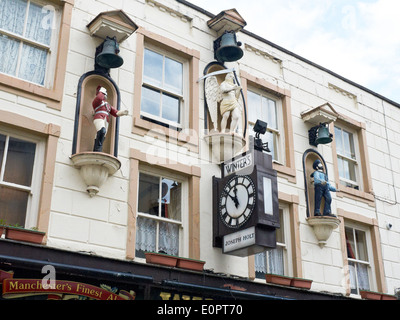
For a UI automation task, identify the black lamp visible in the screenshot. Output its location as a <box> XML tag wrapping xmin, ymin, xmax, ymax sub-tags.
<box><xmin>253</xmin><ymin>119</ymin><xmax>271</xmax><ymax>152</ymax></box>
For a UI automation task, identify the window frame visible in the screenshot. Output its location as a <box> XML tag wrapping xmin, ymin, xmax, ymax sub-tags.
<box><xmin>249</xmin><ymin>193</ymin><xmax>301</xmax><ymax>280</ymax></box>
<box><xmin>0</xmin><ymin>0</ymin><xmax>72</xmax><ymax>110</ymax></box>
<box><xmin>338</xmin><ymin>209</ymin><xmax>386</xmax><ymax>296</ymax></box>
<box><xmin>0</xmin><ymin>110</ymin><xmax>60</xmax><ymax>238</ymax></box>
<box><xmin>0</xmin><ymin>127</ymin><xmax>45</xmax><ymax>229</ymax></box>
<box><xmin>344</xmin><ymin>221</ymin><xmax>375</xmax><ymax>296</ymax></box>
<box><xmin>135</xmin><ymin>168</ymin><xmax>187</xmax><ymax>258</ymax></box>
<box><xmin>127</xmin><ymin>148</ymin><xmax>201</xmax><ymax>261</ymax></box>
<box><xmin>140</xmin><ymin>45</ymin><xmax>188</xmax><ymax>130</ymax></box>
<box><xmin>133</xmin><ymin>28</ymin><xmax>200</xmax><ymax>153</ymax></box>
<box><xmin>334</xmin><ymin>125</ymin><xmax>361</xmax><ymax>190</ymax></box>
<box><xmin>0</xmin><ymin>0</ymin><xmax>62</xmax><ymax>88</ymax></box>
<box><xmin>331</xmin><ymin>117</ymin><xmax>374</xmax><ymax>204</ymax></box>
<box><xmin>254</xmin><ymin>206</ymin><xmax>293</xmax><ymax>279</ymax></box>
<box><xmin>247</xmin><ymin>87</ymin><xmax>283</xmax><ymax>162</ymax></box>
<box><xmin>241</xmin><ymin>70</ymin><xmax>296</xmax><ymax>183</ymax></box>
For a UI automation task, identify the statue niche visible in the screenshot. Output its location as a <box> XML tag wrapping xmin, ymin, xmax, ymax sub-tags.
<box><xmin>303</xmin><ymin>149</ymin><xmax>340</xmax><ymax>246</ymax></box>
<box><xmin>205</xmin><ymin>69</ymin><xmax>242</xmax><ymax>133</ymax></box>
<box><xmin>75</xmin><ymin>75</ymin><xmax>117</xmax><ymax>156</ymax></box>
<box><xmin>202</xmin><ymin>63</ymin><xmax>246</xmax><ymax>163</ymax></box>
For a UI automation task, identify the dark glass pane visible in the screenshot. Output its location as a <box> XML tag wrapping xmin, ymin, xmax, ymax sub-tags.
<box><xmin>164</xmin><ymin>57</ymin><xmax>183</xmax><ymax>94</ymax></box>
<box><xmin>143</xmin><ymin>48</ymin><xmax>163</xmax><ymax>88</ymax></box>
<box><xmin>160</xmin><ymin>178</ymin><xmax>181</xmax><ymax>220</ymax></box>
<box><xmin>162</xmin><ymin>93</ymin><xmax>180</xmax><ymax>124</ymax></box>
<box><xmin>4</xmin><ymin>137</ymin><xmax>36</xmax><ymax>187</ymax></box>
<box><xmin>0</xmin><ymin>134</ymin><xmax>5</xmax><ymax>170</ymax></box>
<box><xmin>141</xmin><ymin>86</ymin><xmax>161</xmax><ymax>118</ymax></box>
<box><xmin>0</xmin><ymin>186</ymin><xmax>28</xmax><ymax>227</ymax></box>
<box><xmin>138</xmin><ymin>173</ymin><xmax>160</xmax><ymax>216</ymax></box>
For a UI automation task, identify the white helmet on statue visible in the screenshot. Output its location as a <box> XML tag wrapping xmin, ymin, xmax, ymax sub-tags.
<box><xmin>97</xmin><ymin>86</ymin><xmax>108</xmax><ymax>97</ymax></box>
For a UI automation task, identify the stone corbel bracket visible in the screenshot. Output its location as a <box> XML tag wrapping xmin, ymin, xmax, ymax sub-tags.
<box><xmin>307</xmin><ymin>216</ymin><xmax>341</xmax><ymax>247</ymax></box>
<box><xmin>70</xmin><ymin>152</ymin><xmax>121</xmax><ymax>197</ymax></box>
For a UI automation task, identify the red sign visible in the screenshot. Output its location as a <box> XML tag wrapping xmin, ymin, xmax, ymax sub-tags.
<box><xmin>1</xmin><ymin>275</ymin><xmax>135</xmax><ymax>300</ymax></box>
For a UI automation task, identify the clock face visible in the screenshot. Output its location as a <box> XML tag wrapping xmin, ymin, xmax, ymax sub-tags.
<box><xmin>219</xmin><ymin>175</ymin><xmax>256</xmax><ymax>228</ymax></box>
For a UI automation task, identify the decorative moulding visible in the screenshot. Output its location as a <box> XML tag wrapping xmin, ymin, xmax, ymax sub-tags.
<box><xmin>300</xmin><ymin>103</ymin><xmax>339</xmax><ymax>125</ymax></box>
<box><xmin>244</xmin><ymin>44</ymin><xmax>282</xmax><ymax>65</ymax></box>
<box><xmin>70</xmin><ymin>152</ymin><xmax>121</xmax><ymax>197</ymax></box>
<box><xmin>307</xmin><ymin>216</ymin><xmax>341</xmax><ymax>247</ymax></box>
<box><xmin>146</xmin><ymin>0</ymin><xmax>192</xmax><ymax>23</ymax></box>
<box><xmin>87</xmin><ymin>10</ymin><xmax>138</xmax><ymax>43</ymax></box>
<box><xmin>207</xmin><ymin>9</ymin><xmax>247</xmax><ymax>36</ymax></box>
<box><xmin>204</xmin><ymin>132</ymin><xmax>246</xmax><ymax>163</ymax></box>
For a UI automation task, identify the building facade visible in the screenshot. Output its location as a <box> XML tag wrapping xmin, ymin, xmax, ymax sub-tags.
<box><xmin>0</xmin><ymin>0</ymin><xmax>399</xmax><ymax>301</ymax></box>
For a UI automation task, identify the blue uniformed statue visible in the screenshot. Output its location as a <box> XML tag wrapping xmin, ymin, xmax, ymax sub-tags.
<box><xmin>311</xmin><ymin>159</ymin><xmax>336</xmax><ymax>216</ymax></box>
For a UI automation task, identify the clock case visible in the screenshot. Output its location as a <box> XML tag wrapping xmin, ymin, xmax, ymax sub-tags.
<box><xmin>213</xmin><ymin>149</ymin><xmax>280</xmax><ymax>250</ymax></box>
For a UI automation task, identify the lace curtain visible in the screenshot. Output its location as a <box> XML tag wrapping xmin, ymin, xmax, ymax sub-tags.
<box><xmin>0</xmin><ymin>0</ymin><xmax>53</xmax><ymax>85</ymax></box>
<box><xmin>255</xmin><ymin>247</ymin><xmax>284</xmax><ymax>275</ymax></box>
<box><xmin>349</xmin><ymin>261</ymin><xmax>370</xmax><ymax>293</ymax></box>
<box><xmin>136</xmin><ymin>216</ymin><xmax>179</xmax><ymax>256</ymax></box>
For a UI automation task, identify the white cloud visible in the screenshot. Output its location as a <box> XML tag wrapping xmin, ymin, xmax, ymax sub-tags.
<box><xmin>188</xmin><ymin>0</ymin><xmax>400</xmax><ymax>103</ymax></box>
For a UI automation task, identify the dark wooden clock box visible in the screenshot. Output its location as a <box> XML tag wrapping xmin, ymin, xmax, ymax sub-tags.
<box><xmin>213</xmin><ymin>148</ymin><xmax>280</xmax><ymax>256</ymax></box>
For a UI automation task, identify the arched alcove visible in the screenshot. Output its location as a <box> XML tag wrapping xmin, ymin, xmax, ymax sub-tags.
<box><xmin>302</xmin><ymin>149</ymin><xmax>327</xmax><ymax>218</ymax></box>
<box><xmin>203</xmin><ymin>61</ymin><xmax>247</xmax><ymax>137</ymax></box>
<box><xmin>70</xmin><ymin>71</ymin><xmax>122</xmax><ymax>197</ymax></box>
<box><xmin>72</xmin><ymin>71</ymin><xmax>121</xmax><ymax>157</ymax></box>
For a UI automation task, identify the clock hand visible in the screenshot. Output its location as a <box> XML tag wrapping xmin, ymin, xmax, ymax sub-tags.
<box><xmin>230</xmin><ymin>188</ymin><xmax>239</xmax><ymax>208</ymax></box>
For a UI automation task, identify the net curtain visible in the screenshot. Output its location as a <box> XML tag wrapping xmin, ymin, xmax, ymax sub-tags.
<box><xmin>0</xmin><ymin>0</ymin><xmax>53</xmax><ymax>85</ymax></box>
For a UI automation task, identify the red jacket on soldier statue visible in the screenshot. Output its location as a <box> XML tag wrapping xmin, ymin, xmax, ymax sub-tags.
<box><xmin>92</xmin><ymin>86</ymin><xmax>128</xmax><ymax>152</ymax></box>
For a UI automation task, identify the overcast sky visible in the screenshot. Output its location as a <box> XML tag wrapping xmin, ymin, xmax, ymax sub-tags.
<box><xmin>188</xmin><ymin>0</ymin><xmax>400</xmax><ymax>104</ymax></box>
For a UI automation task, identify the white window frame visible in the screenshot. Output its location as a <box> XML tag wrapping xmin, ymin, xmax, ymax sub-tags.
<box><xmin>135</xmin><ymin>166</ymin><xmax>188</xmax><ymax>259</ymax></box>
<box><xmin>247</xmin><ymin>88</ymin><xmax>284</xmax><ymax>163</ymax></box>
<box><xmin>140</xmin><ymin>44</ymin><xmax>189</xmax><ymax>130</ymax></box>
<box><xmin>334</xmin><ymin>125</ymin><xmax>362</xmax><ymax>190</ymax></box>
<box><xmin>345</xmin><ymin>221</ymin><xmax>376</xmax><ymax>296</ymax></box>
<box><xmin>0</xmin><ymin>0</ymin><xmax>61</xmax><ymax>88</ymax></box>
<box><xmin>254</xmin><ymin>205</ymin><xmax>292</xmax><ymax>280</ymax></box>
<box><xmin>0</xmin><ymin>127</ymin><xmax>45</xmax><ymax>229</ymax></box>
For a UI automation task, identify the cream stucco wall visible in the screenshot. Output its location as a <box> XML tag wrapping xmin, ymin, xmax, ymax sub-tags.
<box><xmin>0</xmin><ymin>0</ymin><xmax>399</xmax><ymax>298</ymax></box>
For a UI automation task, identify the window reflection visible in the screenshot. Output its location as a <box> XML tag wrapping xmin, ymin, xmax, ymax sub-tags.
<box><xmin>141</xmin><ymin>48</ymin><xmax>183</xmax><ymax>126</ymax></box>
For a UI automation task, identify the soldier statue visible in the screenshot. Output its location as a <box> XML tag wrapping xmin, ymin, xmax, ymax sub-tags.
<box><xmin>311</xmin><ymin>159</ymin><xmax>337</xmax><ymax>217</ymax></box>
<box><xmin>92</xmin><ymin>86</ymin><xmax>128</xmax><ymax>152</ymax></box>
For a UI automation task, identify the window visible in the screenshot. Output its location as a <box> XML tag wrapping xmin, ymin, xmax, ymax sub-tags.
<box><xmin>345</xmin><ymin>225</ymin><xmax>373</xmax><ymax>295</ymax></box>
<box><xmin>332</xmin><ymin>117</ymin><xmax>374</xmax><ymax>203</ymax></box>
<box><xmin>0</xmin><ymin>0</ymin><xmax>60</xmax><ymax>87</ymax></box>
<box><xmin>247</xmin><ymin>89</ymin><xmax>281</xmax><ymax>160</ymax></box>
<box><xmin>135</xmin><ymin>172</ymin><xmax>183</xmax><ymax>258</ymax></box>
<box><xmin>0</xmin><ymin>130</ymin><xmax>44</xmax><ymax>228</ymax></box>
<box><xmin>255</xmin><ymin>208</ymin><xmax>290</xmax><ymax>278</ymax></box>
<box><xmin>132</xmin><ymin>29</ymin><xmax>200</xmax><ymax>153</ymax></box>
<box><xmin>335</xmin><ymin>126</ymin><xmax>359</xmax><ymax>189</ymax></box>
<box><xmin>141</xmin><ymin>47</ymin><xmax>184</xmax><ymax>129</ymax></box>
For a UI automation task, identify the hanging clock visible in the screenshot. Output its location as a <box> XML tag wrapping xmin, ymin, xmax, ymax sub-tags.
<box><xmin>219</xmin><ymin>175</ymin><xmax>256</xmax><ymax>228</ymax></box>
